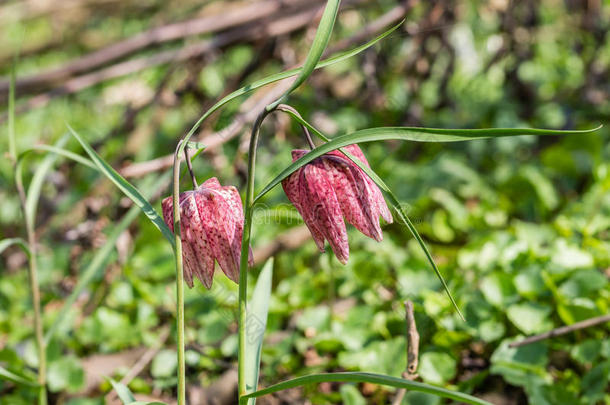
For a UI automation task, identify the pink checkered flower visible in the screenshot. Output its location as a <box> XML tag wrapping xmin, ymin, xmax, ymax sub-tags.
<box><xmin>282</xmin><ymin>144</ymin><xmax>393</xmax><ymax>264</ymax></box>
<box><xmin>162</xmin><ymin>177</ymin><xmax>252</xmax><ymax>289</ymax></box>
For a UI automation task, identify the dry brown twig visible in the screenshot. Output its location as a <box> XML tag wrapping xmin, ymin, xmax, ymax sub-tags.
<box><xmin>393</xmin><ymin>300</ymin><xmax>420</xmax><ymax>405</ymax></box>
<box><xmin>0</xmin><ymin>0</ymin><xmax>317</xmax><ymax>95</ymax></box>
<box><xmin>508</xmin><ymin>314</ymin><xmax>610</xmax><ymax>348</ymax></box>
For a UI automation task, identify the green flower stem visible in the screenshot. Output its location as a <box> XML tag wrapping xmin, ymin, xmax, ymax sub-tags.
<box><xmin>15</xmin><ymin>170</ymin><xmax>47</xmax><ymax>405</ymax></box>
<box><xmin>172</xmin><ymin>141</ymin><xmax>186</xmax><ymax>405</ymax></box>
<box><xmin>239</xmin><ymin>108</ymin><xmax>272</xmax><ymax>398</ymax></box>
<box><xmin>10</xmin><ymin>63</ymin><xmax>47</xmax><ymax>405</ymax></box>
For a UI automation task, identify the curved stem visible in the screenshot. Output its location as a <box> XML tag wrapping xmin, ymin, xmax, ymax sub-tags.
<box><xmin>238</xmin><ymin>107</ymin><xmax>273</xmax><ymax>398</ymax></box>
<box><xmin>184</xmin><ymin>146</ymin><xmax>198</xmax><ymax>188</ymax></box>
<box><xmin>276</xmin><ymin>104</ymin><xmax>315</xmax><ymax>149</ymax></box>
<box><xmin>15</xmin><ymin>169</ymin><xmax>47</xmax><ymax>405</ymax></box>
<box><xmin>172</xmin><ymin>141</ymin><xmax>186</xmax><ymax>405</ymax></box>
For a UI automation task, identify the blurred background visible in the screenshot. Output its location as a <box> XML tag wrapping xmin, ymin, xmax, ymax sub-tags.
<box><xmin>1</xmin><ymin>0</ymin><xmax>609</xmax><ymax>404</ymax></box>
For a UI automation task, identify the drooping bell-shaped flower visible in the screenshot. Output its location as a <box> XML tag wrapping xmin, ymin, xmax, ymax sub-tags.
<box><xmin>282</xmin><ymin>144</ymin><xmax>393</xmax><ymax>264</ymax></box>
<box><xmin>162</xmin><ymin>177</ymin><xmax>252</xmax><ymax>289</ymax></box>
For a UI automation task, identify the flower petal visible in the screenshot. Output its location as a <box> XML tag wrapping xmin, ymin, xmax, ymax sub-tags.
<box><xmin>162</xmin><ymin>192</ymin><xmax>215</xmax><ymax>288</ymax></box>
<box><xmin>300</xmin><ymin>160</ymin><xmax>349</xmax><ymax>264</ymax></box>
<box><xmin>323</xmin><ymin>155</ymin><xmax>383</xmax><ymax>241</ymax></box>
<box><xmin>282</xmin><ymin>151</ymin><xmax>327</xmax><ymax>252</ymax></box>
<box><xmin>194</xmin><ymin>188</ymin><xmax>241</xmax><ymax>283</ymax></box>
<box><xmin>329</xmin><ymin>144</ymin><xmax>393</xmax><ymax>224</ymax></box>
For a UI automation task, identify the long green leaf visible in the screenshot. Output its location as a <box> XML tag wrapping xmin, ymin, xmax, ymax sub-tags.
<box><xmin>24</xmin><ymin>135</ymin><xmax>69</xmax><ymax>225</ymax></box>
<box><xmin>0</xmin><ymin>365</ymin><xmax>39</xmax><ymax>387</ymax></box>
<box><xmin>267</xmin><ymin>0</ymin><xmax>340</xmax><ymax>110</ymax></box>
<box><xmin>128</xmin><ymin>402</ymin><xmax>167</xmax><ymax>405</ymax></box>
<box><xmin>178</xmin><ymin>19</ymin><xmax>403</xmax><ymax>148</ymax></box>
<box><xmin>238</xmin><ymin>372</ymin><xmax>492</xmax><ymax>405</ymax></box>
<box><xmin>255</xmin><ymin>125</ymin><xmax>601</xmax><ymax>201</ymax></box>
<box><xmin>45</xmin><ymin>171</ymin><xmax>171</xmax><ymax>343</ymax></box>
<box><xmin>342</xmin><ymin>150</ymin><xmax>463</xmax><ymax>319</ymax></box>
<box><xmin>0</xmin><ymin>237</ymin><xmax>30</xmax><ymax>257</ymax></box>
<box><xmin>67</xmin><ymin>124</ymin><xmax>175</xmax><ymax>248</ymax></box>
<box><xmin>108</xmin><ymin>378</ymin><xmax>136</xmax><ymax>405</ymax></box>
<box><xmin>245</xmin><ymin>259</ymin><xmax>274</xmax><ymax>404</ymax></box>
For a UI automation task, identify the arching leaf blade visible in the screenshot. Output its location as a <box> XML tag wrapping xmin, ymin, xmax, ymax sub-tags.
<box><xmin>267</xmin><ymin>0</ymin><xmax>340</xmax><ymax>110</ymax></box>
<box><xmin>238</xmin><ymin>372</ymin><xmax>492</xmax><ymax>405</ymax></box>
<box><xmin>255</xmin><ymin>125</ymin><xmax>601</xmax><ymax>202</ymax></box>
<box><xmin>67</xmin><ymin>124</ymin><xmax>175</xmax><ymax>248</ymax></box>
<box><xmin>179</xmin><ymin>19</ymin><xmax>403</xmax><ymax>148</ymax></box>
<box><xmin>0</xmin><ymin>237</ymin><xmax>30</xmax><ymax>257</ymax></box>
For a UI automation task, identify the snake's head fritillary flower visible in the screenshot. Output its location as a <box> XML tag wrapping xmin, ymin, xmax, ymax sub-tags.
<box><xmin>162</xmin><ymin>177</ymin><xmax>253</xmax><ymax>289</ymax></box>
<box><xmin>282</xmin><ymin>144</ymin><xmax>393</xmax><ymax>264</ymax></box>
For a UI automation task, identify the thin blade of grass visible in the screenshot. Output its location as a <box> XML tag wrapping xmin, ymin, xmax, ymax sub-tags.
<box><xmin>0</xmin><ymin>237</ymin><xmax>30</xmax><ymax>257</ymax></box>
<box><xmin>108</xmin><ymin>378</ymin><xmax>136</xmax><ymax>405</ymax></box>
<box><xmin>67</xmin><ymin>124</ymin><xmax>175</xmax><ymax>248</ymax></box>
<box><xmin>19</xmin><ymin>145</ymin><xmax>97</xmax><ymax>170</ymax></box>
<box><xmin>0</xmin><ymin>365</ymin><xmax>39</xmax><ymax>388</ymax></box>
<box><xmin>24</xmin><ymin>135</ymin><xmax>69</xmax><ymax>225</ymax></box>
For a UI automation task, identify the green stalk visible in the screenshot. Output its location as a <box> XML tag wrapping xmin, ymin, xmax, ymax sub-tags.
<box><xmin>10</xmin><ymin>60</ymin><xmax>47</xmax><ymax>405</ymax></box>
<box><xmin>18</xmin><ymin>177</ymin><xmax>46</xmax><ymax>405</ymax></box>
<box><xmin>238</xmin><ymin>109</ymin><xmax>272</xmax><ymax>398</ymax></box>
<box><xmin>172</xmin><ymin>142</ymin><xmax>186</xmax><ymax>405</ymax></box>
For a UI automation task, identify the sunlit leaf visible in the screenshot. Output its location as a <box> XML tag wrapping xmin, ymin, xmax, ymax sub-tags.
<box><xmin>238</xmin><ymin>372</ymin><xmax>492</xmax><ymax>405</ymax></box>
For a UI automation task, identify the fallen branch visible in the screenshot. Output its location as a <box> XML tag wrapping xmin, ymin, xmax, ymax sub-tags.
<box><xmin>0</xmin><ymin>0</ymin><xmax>316</xmax><ymax>95</ymax></box>
<box><xmin>0</xmin><ymin>3</ymin><xmax>328</xmax><ymax>123</ymax></box>
<box><xmin>508</xmin><ymin>314</ymin><xmax>610</xmax><ymax>348</ymax></box>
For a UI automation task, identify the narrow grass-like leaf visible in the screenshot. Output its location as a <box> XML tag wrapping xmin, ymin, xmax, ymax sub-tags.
<box><xmin>0</xmin><ymin>365</ymin><xmax>39</xmax><ymax>387</ymax></box>
<box><xmin>45</xmin><ymin>171</ymin><xmax>171</xmax><ymax>343</ymax></box>
<box><xmin>340</xmin><ymin>151</ymin><xmax>463</xmax><ymax>319</ymax></box>
<box><xmin>127</xmin><ymin>402</ymin><xmax>167</xmax><ymax>405</ymax></box>
<box><xmin>178</xmin><ymin>20</ymin><xmax>403</xmax><ymax>150</ymax></box>
<box><xmin>267</xmin><ymin>0</ymin><xmax>340</xmax><ymax>110</ymax></box>
<box><xmin>0</xmin><ymin>237</ymin><xmax>30</xmax><ymax>257</ymax></box>
<box><xmin>245</xmin><ymin>259</ymin><xmax>274</xmax><ymax>404</ymax></box>
<box><xmin>19</xmin><ymin>145</ymin><xmax>97</xmax><ymax>170</ymax></box>
<box><xmin>255</xmin><ymin>125</ymin><xmax>601</xmax><ymax>201</ymax></box>
<box><xmin>7</xmin><ymin>59</ymin><xmax>17</xmax><ymax>159</ymax></box>
<box><xmin>108</xmin><ymin>378</ymin><xmax>136</xmax><ymax>405</ymax></box>
<box><xmin>24</xmin><ymin>135</ymin><xmax>69</xmax><ymax>225</ymax></box>
<box><xmin>238</xmin><ymin>372</ymin><xmax>492</xmax><ymax>405</ymax></box>
<box><xmin>67</xmin><ymin>124</ymin><xmax>175</xmax><ymax>248</ymax></box>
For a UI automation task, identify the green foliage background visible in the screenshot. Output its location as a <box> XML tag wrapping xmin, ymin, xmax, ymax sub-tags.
<box><xmin>1</xmin><ymin>0</ymin><xmax>609</xmax><ymax>404</ymax></box>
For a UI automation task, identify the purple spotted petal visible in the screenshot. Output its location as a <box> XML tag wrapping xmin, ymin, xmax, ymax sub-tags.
<box><xmin>300</xmin><ymin>160</ymin><xmax>349</xmax><ymax>264</ymax></box>
<box><xmin>162</xmin><ymin>177</ymin><xmax>249</xmax><ymax>289</ymax></box>
<box><xmin>162</xmin><ymin>193</ymin><xmax>215</xmax><ymax>288</ymax></box>
<box><xmin>323</xmin><ymin>155</ymin><xmax>383</xmax><ymax>241</ymax></box>
<box><xmin>195</xmin><ymin>187</ymin><xmax>241</xmax><ymax>283</ymax></box>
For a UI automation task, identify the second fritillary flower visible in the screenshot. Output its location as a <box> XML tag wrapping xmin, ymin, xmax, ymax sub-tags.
<box><xmin>282</xmin><ymin>144</ymin><xmax>393</xmax><ymax>264</ymax></box>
